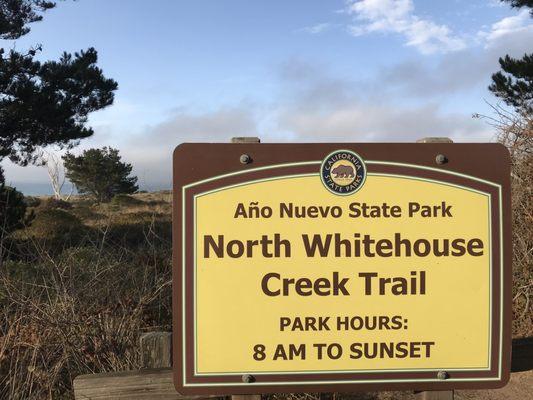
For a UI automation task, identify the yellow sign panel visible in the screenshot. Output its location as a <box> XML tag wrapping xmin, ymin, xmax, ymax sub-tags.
<box><xmin>196</xmin><ymin>175</ymin><xmax>491</xmax><ymax>373</ymax></box>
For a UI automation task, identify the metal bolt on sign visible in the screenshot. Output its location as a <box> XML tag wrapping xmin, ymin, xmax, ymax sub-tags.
<box><xmin>435</xmin><ymin>154</ymin><xmax>448</xmax><ymax>165</ymax></box>
<box><xmin>437</xmin><ymin>371</ymin><xmax>449</xmax><ymax>380</ymax></box>
<box><xmin>242</xmin><ymin>374</ymin><xmax>255</xmax><ymax>383</ymax></box>
<box><xmin>240</xmin><ymin>154</ymin><xmax>252</xmax><ymax>164</ymax></box>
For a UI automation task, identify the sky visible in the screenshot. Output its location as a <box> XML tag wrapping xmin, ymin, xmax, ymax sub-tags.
<box><xmin>1</xmin><ymin>0</ymin><xmax>532</xmax><ymax>194</ymax></box>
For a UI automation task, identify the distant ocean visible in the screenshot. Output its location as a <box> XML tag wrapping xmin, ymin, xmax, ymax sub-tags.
<box><xmin>6</xmin><ymin>182</ymin><xmax>171</xmax><ymax>196</ymax></box>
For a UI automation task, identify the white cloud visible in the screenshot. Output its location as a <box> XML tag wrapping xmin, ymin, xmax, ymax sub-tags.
<box><xmin>481</xmin><ymin>9</ymin><xmax>533</xmax><ymax>44</ymax></box>
<box><xmin>382</xmin><ymin>18</ymin><xmax>533</xmax><ymax>99</ymax></box>
<box><xmin>3</xmin><ymin>57</ymin><xmax>499</xmax><ymax>193</ymax></box>
<box><xmin>299</xmin><ymin>23</ymin><xmax>331</xmax><ymax>34</ymax></box>
<box><xmin>278</xmin><ymin>102</ymin><xmax>490</xmax><ymax>142</ymax></box>
<box><xmin>112</xmin><ymin>107</ymin><xmax>258</xmax><ymax>187</ymax></box>
<box><xmin>274</xmin><ymin>60</ymin><xmax>490</xmax><ymax>142</ymax></box>
<box><xmin>346</xmin><ymin>0</ymin><xmax>466</xmax><ymax>54</ymax></box>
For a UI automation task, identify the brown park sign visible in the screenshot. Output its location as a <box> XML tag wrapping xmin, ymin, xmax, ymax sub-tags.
<box><xmin>172</xmin><ymin>143</ymin><xmax>512</xmax><ymax>395</ymax></box>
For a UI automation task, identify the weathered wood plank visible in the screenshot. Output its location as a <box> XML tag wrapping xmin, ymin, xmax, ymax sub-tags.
<box><xmin>73</xmin><ymin>368</ymin><xmax>218</xmax><ymax>400</ymax></box>
<box><xmin>231</xmin><ymin>395</ymin><xmax>261</xmax><ymax>400</ymax></box>
<box><xmin>140</xmin><ymin>332</ymin><xmax>172</xmax><ymax>369</ymax></box>
<box><xmin>415</xmin><ymin>390</ymin><xmax>454</xmax><ymax>400</ymax></box>
<box><xmin>510</xmin><ymin>336</ymin><xmax>533</xmax><ymax>373</ymax></box>
<box><xmin>231</xmin><ymin>137</ymin><xmax>260</xmax><ymax>143</ymax></box>
<box><xmin>416</xmin><ymin>137</ymin><xmax>454</xmax><ymax>143</ymax></box>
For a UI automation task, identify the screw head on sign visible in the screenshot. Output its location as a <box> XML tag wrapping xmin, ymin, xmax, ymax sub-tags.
<box><xmin>435</xmin><ymin>154</ymin><xmax>448</xmax><ymax>165</ymax></box>
<box><xmin>240</xmin><ymin>154</ymin><xmax>251</xmax><ymax>164</ymax></box>
<box><xmin>242</xmin><ymin>374</ymin><xmax>255</xmax><ymax>383</ymax></box>
<box><xmin>437</xmin><ymin>370</ymin><xmax>449</xmax><ymax>380</ymax></box>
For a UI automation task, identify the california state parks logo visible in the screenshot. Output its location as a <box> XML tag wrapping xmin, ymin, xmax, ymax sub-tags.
<box><xmin>320</xmin><ymin>149</ymin><xmax>366</xmax><ymax>195</ymax></box>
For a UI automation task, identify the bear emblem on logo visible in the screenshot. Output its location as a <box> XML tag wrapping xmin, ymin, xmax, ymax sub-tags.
<box><xmin>331</xmin><ymin>164</ymin><xmax>355</xmax><ymax>178</ymax></box>
<box><xmin>320</xmin><ymin>150</ymin><xmax>366</xmax><ymax>195</ymax></box>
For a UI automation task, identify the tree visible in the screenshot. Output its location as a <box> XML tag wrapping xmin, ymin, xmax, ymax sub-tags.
<box><xmin>0</xmin><ymin>46</ymin><xmax>118</xmax><ymax>166</ymax></box>
<box><xmin>63</xmin><ymin>147</ymin><xmax>138</xmax><ymax>202</ymax></box>
<box><xmin>490</xmin><ymin>54</ymin><xmax>533</xmax><ymax>114</ymax></box>
<box><xmin>0</xmin><ymin>0</ymin><xmax>117</xmax><ymax>166</ymax></box>
<box><xmin>0</xmin><ymin>0</ymin><xmax>56</xmax><ymax>39</ymax></box>
<box><xmin>38</xmin><ymin>149</ymin><xmax>73</xmax><ymax>200</ymax></box>
<box><xmin>0</xmin><ymin>183</ymin><xmax>26</xmax><ymax>235</ymax></box>
<box><xmin>489</xmin><ymin>1</ymin><xmax>533</xmax><ymax>114</ymax></box>
<box><xmin>485</xmin><ymin>0</ymin><xmax>533</xmax><ymax>336</ymax></box>
<box><xmin>501</xmin><ymin>0</ymin><xmax>533</xmax><ymax>15</ymax></box>
<box><xmin>0</xmin><ymin>0</ymin><xmax>117</xmax><ymax>230</ymax></box>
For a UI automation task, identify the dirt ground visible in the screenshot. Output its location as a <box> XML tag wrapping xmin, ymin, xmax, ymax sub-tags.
<box><xmin>369</xmin><ymin>370</ymin><xmax>533</xmax><ymax>399</ymax></box>
<box><xmin>301</xmin><ymin>371</ymin><xmax>533</xmax><ymax>400</ymax></box>
<box><xmin>455</xmin><ymin>370</ymin><xmax>533</xmax><ymax>400</ymax></box>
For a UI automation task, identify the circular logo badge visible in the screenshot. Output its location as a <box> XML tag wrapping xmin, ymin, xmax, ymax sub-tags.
<box><xmin>320</xmin><ymin>149</ymin><xmax>366</xmax><ymax>195</ymax></box>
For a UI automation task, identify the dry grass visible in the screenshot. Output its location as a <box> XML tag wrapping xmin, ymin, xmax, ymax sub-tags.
<box><xmin>0</xmin><ymin>191</ymin><xmax>172</xmax><ymax>399</ymax></box>
<box><xmin>0</xmin><ymin>119</ymin><xmax>531</xmax><ymax>400</ymax></box>
<box><xmin>488</xmin><ymin>106</ymin><xmax>532</xmax><ymax>337</ymax></box>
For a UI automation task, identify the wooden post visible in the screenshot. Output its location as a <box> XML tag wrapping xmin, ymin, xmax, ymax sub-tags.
<box><xmin>230</xmin><ymin>136</ymin><xmax>261</xmax><ymax>400</ymax></box>
<box><xmin>416</xmin><ymin>137</ymin><xmax>454</xmax><ymax>143</ymax></box>
<box><xmin>415</xmin><ymin>391</ymin><xmax>454</xmax><ymax>400</ymax></box>
<box><xmin>231</xmin><ymin>396</ymin><xmax>261</xmax><ymax>400</ymax></box>
<box><xmin>231</xmin><ymin>137</ymin><xmax>261</xmax><ymax>143</ymax></box>
<box><xmin>415</xmin><ymin>136</ymin><xmax>454</xmax><ymax>400</ymax></box>
<box><xmin>140</xmin><ymin>331</ymin><xmax>172</xmax><ymax>369</ymax></box>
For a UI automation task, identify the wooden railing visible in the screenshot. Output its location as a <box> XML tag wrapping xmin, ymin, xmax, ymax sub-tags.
<box><xmin>73</xmin><ymin>333</ymin><xmax>533</xmax><ymax>400</ymax></box>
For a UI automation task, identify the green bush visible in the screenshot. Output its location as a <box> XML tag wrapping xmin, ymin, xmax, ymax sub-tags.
<box><xmin>28</xmin><ymin>209</ymin><xmax>85</xmax><ymax>239</ymax></box>
<box><xmin>64</xmin><ymin>147</ymin><xmax>138</xmax><ymax>202</ymax></box>
<box><xmin>0</xmin><ymin>185</ymin><xmax>27</xmax><ymax>234</ymax></box>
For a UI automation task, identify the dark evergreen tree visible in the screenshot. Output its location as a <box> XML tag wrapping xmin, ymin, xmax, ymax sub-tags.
<box><xmin>0</xmin><ymin>183</ymin><xmax>27</xmax><ymax>234</ymax></box>
<box><xmin>489</xmin><ymin>54</ymin><xmax>533</xmax><ymax>114</ymax></box>
<box><xmin>0</xmin><ymin>0</ymin><xmax>117</xmax><ymax>229</ymax></box>
<box><xmin>0</xmin><ymin>0</ymin><xmax>55</xmax><ymax>39</ymax></box>
<box><xmin>501</xmin><ymin>0</ymin><xmax>533</xmax><ymax>15</ymax></box>
<box><xmin>489</xmin><ymin>1</ymin><xmax>533</xmax><ymax>113</ymax></box>
<box><xmin>63</xmin><ymin>147</ymin><xmax>138</xmax><ymax>203</ymax></box>
<box><xmin>0</xmin><ymin>0</ymin><xmax>118</xmax><ymax>168</ymax></box>
<box><xmin>0</xmin><ymin>46</ymin><xmax>118</xmax><ymax>166</ymax></box>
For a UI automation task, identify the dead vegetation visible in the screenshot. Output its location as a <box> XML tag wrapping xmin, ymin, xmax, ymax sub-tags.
<box><xmin>480</xmin><ymin>105</ymin><xmax>532</xmax><ymax>337</ymax></box>
<box><xmin>0</xmin><ymin>115</ymin><xmax>531</xmax><ymax>399</ymax></box>
<box><xmin>0</xmin><ymin>191</ymin><xmax>172</xmax><ymax>399</ymax></box>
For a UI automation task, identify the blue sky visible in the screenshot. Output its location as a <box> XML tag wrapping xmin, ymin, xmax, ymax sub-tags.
<box><xmin>2</xmin><ymin>0</ymin><xmax>532</xmax><ymax>193</ymax></box>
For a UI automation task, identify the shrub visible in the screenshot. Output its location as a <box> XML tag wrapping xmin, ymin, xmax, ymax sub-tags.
<box><xmin>39</xmin><ymin>197</ymin><xmax>72</xmax><ymax>210</ymax></box>
<box><xmin>102</xmin><ymin>216</ymin><xmax>171</xmax><ymax>247</ymax></box>
<box><xmin>23</xmin><ymin>196</ymin><xmax>41</xmax><ymax>208</ymax></box>
<box><xmin>64</xmin><ymin>147</ymin><xmax>138</xmax><ymax>202</ymax></box>
<box><xmin>0</xmin><ymin>185</ymin><xmax>27</xmax><ymax>234</ymax></box>
<box><xmin>0</xmin><ymin>238</ymin><xmax>172</xmax><ymax>399</ymax></box>
<box><xmin>111</xmin><ymin>194</ymin><xmax>144</xmax><ymax>207</ymax></box>
<box><xmin>28</xmin><ymin>209</ymin><xmax>85</xmax><ymax>240</ymax></box>
<box><xmin>70</xmin><ymin>206</ymin><xmax>102</xmax><ymax>221</ymax></box>
<box><xmin>492</xmin><ymin>106</ymin><xmax>532</xmax><ymax>337</ymax></box>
